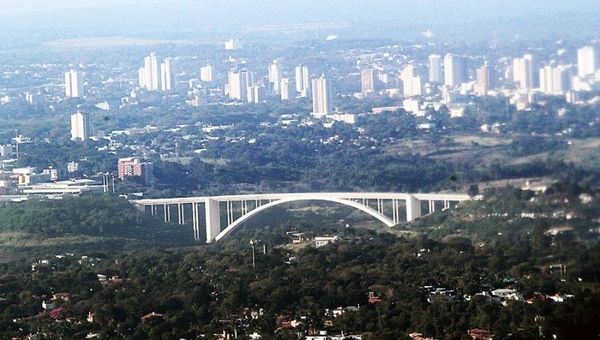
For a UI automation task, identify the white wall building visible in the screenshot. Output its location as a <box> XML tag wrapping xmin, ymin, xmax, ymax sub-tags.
<box><xmin>312</xmin><ymin>75</ymin><xmax>332</xmax><ymax>117</ymax></box>
<box><xmin>70</xmin><ymin>111</ymin><xmax>91</xmax><ymax>141</ymax></box>
<box><xmin>268</xmin><ymin>60</ymin><xmax>281</xmax><ymax>94</ymax></box>
<box><xmin>280</xmin><ymin>78</ymin><xmax>291</xmax><ymax>101</ymax></box>
<box><xmin>160</xmin><ymin>58</ymin><xmax>174</xmax><ymax>91</ymax></box>
<box><xmin>65</xmin><ymin>70</ymin><xmax>83</xmax><ymax>98</ymax></box>
<box><xmin>428</xmin><ymin>54</ymin><xmax>442</xmax><ymax>83</ymax></box>
<box><xmin>295</xmin><ymin>65</ymin><xmax>311</xmax><ymax>97</ymax></box>
<box><xmin>200</xmin><ymin>64</ymin><xmax>214</xmax><ymax>82</ymax></box>
<box><xmin>577</xmin><ymin>46</ymin><xmax>598</xmax><ymax>78</ymax></box>
<box><xmin>443</xmin><ymin>54</ymin><xmax>465</xmax><ymax>87</ymax></box>
<box><xmin>400</xmin><ymin>64</ymin><xmax>422</xmax><ymax>97</ymax></box>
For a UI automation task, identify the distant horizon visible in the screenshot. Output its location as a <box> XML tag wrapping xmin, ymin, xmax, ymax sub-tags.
<box><xmin>0</xmin><ymin>0</ymin><xmax>599</xmax><ymax>47</ymax></box>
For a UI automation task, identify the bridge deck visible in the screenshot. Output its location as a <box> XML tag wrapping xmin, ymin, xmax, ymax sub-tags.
<box><xmin>131</xmin><ymin>192</ymin><xmax>473</xmax><ymax>205</ymax></box>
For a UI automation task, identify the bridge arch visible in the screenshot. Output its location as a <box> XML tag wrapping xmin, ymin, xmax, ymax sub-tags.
<box><xmin>214</xmin><ymin>196</ymin><xmax>396</xmax><ymax>241</ymax></box>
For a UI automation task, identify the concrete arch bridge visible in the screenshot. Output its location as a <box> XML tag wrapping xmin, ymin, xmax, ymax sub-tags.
<box><xmin>131</xmin><ymin>192</ymin><xmax>474</xmax><ymax>243</ymax></box>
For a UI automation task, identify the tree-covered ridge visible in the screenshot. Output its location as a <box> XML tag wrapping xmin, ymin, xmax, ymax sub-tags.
<box><xmin>1</xmin><ymin>229</ymin><xmax>599</xmax><ymax>339</ymax></box>
<box><xmin>0</xmin><ymin>196</ymin><xmax>193</xmax><ymax>244</ymax></box>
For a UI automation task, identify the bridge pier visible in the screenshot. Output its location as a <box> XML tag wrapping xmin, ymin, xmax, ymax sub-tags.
<box><xmin>192</xmin><ymin>202</ymin><xmax>200</xmax><ymax>241</ymax></box>
<box><xmin>406</xmin><ymin>196</ymin><xmax>422</xmax><ymax>222</ymax></box>
<box><xmin>177</xmin><ymin>203</ymin><xmax>185</xmax><ymax>225</ymax></box>
<box><xmin>205</xmin><ymin>198</ymin><xmax>221</xmax><ymax>243</ymax></box>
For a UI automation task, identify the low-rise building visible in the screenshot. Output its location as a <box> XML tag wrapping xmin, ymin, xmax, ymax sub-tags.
<box><xmin>117</xmin><ymin>157</ymin><xmax>154</xmax><ymax>184</ymax></box>
<box><xmin>314</xmin><ymin>236</ymin><xmax>339</xmax><ymax>248</ymax></box>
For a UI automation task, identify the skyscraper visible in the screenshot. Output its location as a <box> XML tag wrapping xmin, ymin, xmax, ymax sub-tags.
<box><xmin>361</xmin><ymin>69</ymin><xmax>376</xmax><ymax>94</ymax></box>
<box><xmin>200</xmin><ymin>64</ymin><xmax>214</xmax><ymax>82</ymax></box>
<box><xmin>228</xmin><ymin>69</ymin><xmax>251</xmax><ymax>101</ymax></box>
<box><xmin>140</xmin><ymin>52</ymin><xmax>160</xmax><ymax>90</ymax></box>
<box><xmin>247</xmin><ymin>85</ymin><xmax>262</xmax><ymax>104</ymax></box>
<box><xmin>513</xmin><ymin>54</ymin><xmax>535</xmax><ymax>89</ymax></box>
<box><xmin>475</xmin><ymin>63</ymin><xmax>492</xmax><ymax>96</ymax></box>
<box><xmin>70</xmin><ymin>111</ymin><xmax>91</xmax><ymax>141</ymax></box>
<box><xmin>160</xmin><ymin>58</ymin><xmax>174</xmax><ymax>91</ymax></box>
<box><xmin>268</xmin><ymin>60</ymin><xmax>281</xmax><ymax>95</ymax></box>
<box><xmin>295</xmin><ymin>65</ymin><xmax>311</xmax><ymax>97</ymax></box>
<box><xmin>577</xmin><ymin>46</ymin><xmax>598</xmax><ymax>78</ymax></box>
<box><xmin>400</xmin><ymin>65</ymin><xmax>422</xmax><ymax>97</ymax></box>
<box><xmin>443</xmin><ymin>54</ymin><xmax>465</xmax><ymax>87</ymax></box>
<box><xmin>65</xmin><ymin>70</ymin><xmax>83</xmax><ymax>98</ymax></box>
<box><xmin>311</xmin><ymin>75</ymin><xmax>331</xmax><ymax>117</ymax></box>
<box><xmin>428</xmin><ymin>54</ymin><xmax>442</xmax><ymax>83</ymax></box>
<box><xmin>540</xmin><ymin>65</ymin><xmax>570</xmax><ymax>95</ymax></box>
<box><xmin>280</xmin><ymin>78</ymin><xmax>291</xmax><ymax>101</ymax></box>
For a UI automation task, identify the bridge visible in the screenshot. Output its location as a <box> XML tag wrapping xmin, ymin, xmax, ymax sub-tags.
<box><xmin>130</xmin><ymin>192</ymin><xmax>474</xmax><ymax>243</ymax></box>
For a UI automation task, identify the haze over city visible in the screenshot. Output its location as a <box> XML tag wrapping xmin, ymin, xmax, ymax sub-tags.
<box><xmin>1</xmin><ymin>0</ymin><xmax>600</xmax><ymax>45</ymax></box>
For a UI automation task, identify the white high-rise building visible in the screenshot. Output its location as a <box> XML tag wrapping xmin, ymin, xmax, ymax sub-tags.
<box><xmin>140</xmin><ymin>52</ymin><xmax>161</xmax><ymax>90</ymax></box>
<box><xmin>361</xmin><ymin>69</ymin><xmax>376</xmax><ymax>94</ymax></box>
<box><xmin>268</xmin><ymin>60</ymin><xmax>281</xmax><ymax>94</ymax></box>
<box><xmin>475</xmin><ymin>63</ymin><xmax>492</xmax><ymax>96</ymax></box>
<box><xmin>295</xmin><ymin>65</ymin><xmax>311</xmax><ymax>97</ymax></box>
<box><xmin>577</xmin><ymin>46</ymin><xmax>598</xmax><ymax>78</ymax></box>
<box><xmin>513</xmin><ymin>54</ymin><xmax>535</xmax><ymax>89</ymax></box>
<box><xmin>200</xmin><ymin>64</ymin><xmax>214</xmax><ymax>82</ymax></box>
<box><xmin>227</xmin><ymin>70</ymin><xmax>251</xmax><ymax>101</ymax></box>
<box><xmin>540</xmin><ymin>65</ymin><xmax>570</xmax><ymax>95</ymax></box>
<box><xmin>280</xmin><ymin>78</ymin><xmax>291</xmax><ymax>101</ymax></box>
<box><xmin>443</xmin><ymin>54</ymin><xmax>465</xmax><ymax>87</ymax></box>
<box><xmin>138</xmin><ymin>68</ymin><xmax>146</xmax><ymax>89</ymax></box>
<box><xmin>247</xmin><ymin>85</ymin><xmax>262</xmax><ymax>104</ymax></box>
<box><xmin>160</xmin><ymin>58</ymin><xmax>174</xmax><ymax>91</ymax></box>
<box><xmin>428</xmin><ymin>54</ymin><xmax>442</xmax><ymax>83</ymax></box>
<box><xmin>65</xmin><ymin>70</ymin><xmax>83</xmax><ymax>98</ymax></box>
<box><xmin>311</xmin><ymin>75</ymin><xmax>332</xmax><ymax>117</ymax></box>
<box><xmin>70</xmin><ymin>111</ymin><xmax>91</xmax><ymax>141</ymax></box>
<box><xmin>400</xmin><ymin>65</ymin><xmax>422</xmax><ymax>97</ymax></box>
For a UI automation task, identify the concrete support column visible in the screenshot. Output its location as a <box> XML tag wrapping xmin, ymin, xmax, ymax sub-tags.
<box><xmin>205</xmin><ymin>198</ymin><xmax>221</xmax><ymax>243</ymax></box>
<box><xmin>163</xmin><ymin>204</ymin><xmax>169</xmax><ymax>223</ymax></box>
<box><xmin>443</xmin><ymin>200</ymin><xmax>450</xmax><ymax>210</ymax></box>
<box><xmin>191</xmin><ymin>202</ymin><xmax>200</xmax><ymax>241</ymax></box>
<box><xmin>406</xmin><ymin>195</ymin><xmax>422</xmax><ymax>222</ymax></box>
<box><xmin>429</xmin><ymin>200</ymin><xmax>435</xmax><ymax>214</ymax></box>
<box><xmin>177</xmin><ymin>204</ymin><xmax>185</xmax><ymax>225</ymax></box>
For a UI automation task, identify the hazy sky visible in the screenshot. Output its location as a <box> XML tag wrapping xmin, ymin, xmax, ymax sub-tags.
<box><xmin>1</xmin><ymin>0</ymin><xmax>599</xmax><ymax>43</ymax></box>
<box><xmin>1</xmin><ymin>0</ymin><xmax>596</xmax><ymax>18</ymax></box>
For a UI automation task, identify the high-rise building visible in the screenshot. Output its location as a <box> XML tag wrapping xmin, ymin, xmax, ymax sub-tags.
<box><xmin>475</xmin><ymin>63</ymin><xmax>492</xmax><ymax>96</ymax></box>
<box><xmin>117</xmin><ymin>157</ymin><xmax>154</xmax><ymax>184</ymax></box>
<box><xmin>513</xmin><ymin>54</ymin><xmax>536</xmax><ymax>89</ymax></box>
<box><xmin>227</xmin><ymin>69</ymin><xmax>251</xmax><ymax>101</ymax></box>
<box><xmin>400</xmin><ymin>65</ymin><xmax>422</xmax><ymax>97</ymax></box>
<box><xmin>70</xmin><ymin>111</ymin><xmax>91</xmax><ymax>141</ymax></box>
<box><xmin>200</xmin><ymin>64</ymin><xmax>214</xmax><ymax>82</ymax></box>
<box><xmin>247</xmin><ymin>85</ymin><xmax>262</xmax><ymax>104</ymax></box>
<box><xmin>540</xmin><ymin>65</ymin><xmax>570</xmax><ymax>95</ymax></box>
<box><xmin>311</xmin><ymin>75</ymin><xmax>332</xmax><ymax>117</ymax></box>
<box><xmin>428</xmin><ymin>54</ymin><xmax>442</xmax><ymax>83</ymax></box>
<box><xmin>361</xmin><ymin>69</ymin><xmax>376</xmax><ymax>94</ymax></box>
<box><xmin>295</xmin><ymin>65</ymin><xmax>311</xmax><ymax>97</ymax></box>
<box><xmin>65</xmin><ymin>70</ymin><xmax>83</xmax><ymax>98</ymax></box>
<box><xmin>280</xmin><ymin>78</ymin><xmax>291</xmax><ymax>101</ymax></box>
<box><xmin>268</xmin><ymin>60</ymin><xmax>281</xmax><ymax>95</ymax></box>
<box><xmin>578</xmin><ymin>46</ymin><xmax>598</xmax><ymax>78</ymax></box>
<box><xmin>160</xmin><ymin>58</ymin><xmax>174</xmax><ymax>91</ymax></box>
<box><xmin>443</xmin><ymin>54</ymin><xmax>465</xmax><ymax>87</ymax></box>
<box><xmin>140</xmin><ymin>52</ymin><xmax>161</xmax><ymax>90</ymax></box>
